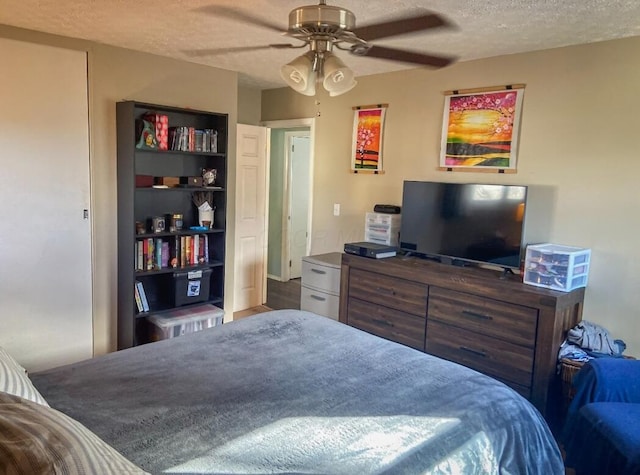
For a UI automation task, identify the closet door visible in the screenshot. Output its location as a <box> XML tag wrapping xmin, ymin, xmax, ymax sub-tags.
<box><xmin>0</xmin><ymin>38</ymin><xmax>92</xmax><ymax>371</ymax></box>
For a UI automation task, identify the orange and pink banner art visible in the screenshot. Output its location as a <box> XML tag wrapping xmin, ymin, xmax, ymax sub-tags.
<box><xmin>352</xmin><ymin>107</ymin><xmax>386</xmax><ymax>172</ymax></box>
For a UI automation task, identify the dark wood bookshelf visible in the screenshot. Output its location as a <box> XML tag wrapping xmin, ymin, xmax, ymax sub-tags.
<box><xmin>117</xmin><ymin>100</ymin><xmax>228</xmax><ymax>349</ymax></box>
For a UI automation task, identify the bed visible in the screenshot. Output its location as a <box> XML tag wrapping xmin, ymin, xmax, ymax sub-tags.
<box><xmin>22</xmin><ymin>310</ymin><xmax>562</xmax><ymax>474</ymax></box>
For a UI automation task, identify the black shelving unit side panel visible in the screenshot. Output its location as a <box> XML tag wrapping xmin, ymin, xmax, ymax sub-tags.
<box><xmin>116</xmin><ymin>101</ymin><xmax>138</xmax><ymax>349</ymax></box>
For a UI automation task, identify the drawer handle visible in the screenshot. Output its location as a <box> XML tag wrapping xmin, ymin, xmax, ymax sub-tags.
<box><xmin>310</xmin><ymin>294</ymin><xmax>326</xmax><ymax>301</ymax></box>
<box><xmin>461</xmin><ymin>310</ymin><xmax>493</xmax><ymax>321</ymax></box>
<box><xmin>372</xmin><ymin>317</ymin><xmax>393</xmax><ymax>327</ymax></box>
<box><xmin>376</xmin><ymin>287</ymin><xmax>396</xmax><ymax>296</ymax></box>
<box><xmin>459</xmin><ymin>346</ymin><xmax>487</xmax><ymax>358</ymax></box>
<box><xmin>311</xmin><ymin>268</ymin><xmax>327</xmax><ymax>275</ymax></box>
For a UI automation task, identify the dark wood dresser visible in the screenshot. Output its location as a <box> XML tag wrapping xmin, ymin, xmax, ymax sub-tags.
<box><xmin>338</xmin><ymin>253</ymin><xmax>585</xmax><ymax>417</ymax></box>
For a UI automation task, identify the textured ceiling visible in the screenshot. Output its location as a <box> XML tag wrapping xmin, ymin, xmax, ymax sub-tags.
<box><xmin>1</xmin><ymin>0</ymin><xmax>639</xmax><ymax>89</ymax></box>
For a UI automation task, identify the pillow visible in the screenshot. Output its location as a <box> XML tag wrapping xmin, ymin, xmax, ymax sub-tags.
<box><xmin>0</xmin><ymin>346</ymin><xmax>49</xmax><ymax>406</ymax></box>
<box><xmin>0</xmin><ymin>392</ymin><xmax>148</xmax><ymax>474</ymax></box>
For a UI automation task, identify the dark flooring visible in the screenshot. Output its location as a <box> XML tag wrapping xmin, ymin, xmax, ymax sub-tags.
<box><xmin>266</xmin><ymin>277</ymin><xmax>301</xmax><ymax>310</ymax></box>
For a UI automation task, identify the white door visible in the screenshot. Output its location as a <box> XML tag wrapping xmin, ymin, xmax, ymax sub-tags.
<box><xmin>287</xmin><ymin>134</ymin><xmax>311</xmax><ymax>279</ymax></box>
<box><xmin>234</xmin><ymin>124</ymin><xmax>268</xmax><ymax>311</ymax></box>
<box><xmin>0</xmin><ymin>38</ymin><xmax>92</xmax><ymax>371</ymax></box>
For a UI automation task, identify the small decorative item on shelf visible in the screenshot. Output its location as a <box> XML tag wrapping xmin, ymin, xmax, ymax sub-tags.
<box><xmin>180</xmin><ymin>176</ymin><xmax>203</xmax><ymax>187</ymax></box>
<box><xmin>166</xmin><ymin>213</ymin><xmax>183</xmax><ymax>232</ymax></box>
<box><xmin>135</xmin><ymin>175</ymin><xmax>154</xmax><ymax>187</ymax></box>
<box><xmin>143</xmin><ymin>113</ymin><xmax>169</xmax><ymax>150</ymax></box>
<box><xmin>151</xmin><ymin>216</ymin><xmax>165</xmax><ymax>233</ymax></box>
<box><xmin>202</xmin><ymin>168</ymin><xmax>217</xmax><ymax>187</ymax></box>
<box><xmin>135</xmin><ymin>119</ymin><xmax>158</xmax><ymax>149</ymax></box>
<box><xmin>192</xmin><ymin>191</ymin><xmax>215</xmax><ymax>228</ymax></box>
<box><xmin>135</xmin><ymin>221</ymin><xmax>146</xmax><ymax>235</ymax></box>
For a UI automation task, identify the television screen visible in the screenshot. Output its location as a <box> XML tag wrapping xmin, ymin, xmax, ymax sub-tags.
<box><xmin>399</xmin><ymin>181</ymin><xmax>527</xmax><ymax>269</ymax></box>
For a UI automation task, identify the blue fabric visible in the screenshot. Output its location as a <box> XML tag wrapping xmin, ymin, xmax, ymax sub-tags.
<box><xmin>563</xmin><ymin>358</ymin><xmax>640</xmax><ymax>475</ymax></box>
<box><xmin>564</xmin><ymin>403</ymin><xmax>640</xmax><ymax>475</ymax></box>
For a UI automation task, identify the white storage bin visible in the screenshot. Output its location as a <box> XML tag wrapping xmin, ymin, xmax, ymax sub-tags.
<box><xmin>365</xmin><ymin>212</ymin><xmax>401</xmax><ymax>246</ymax></box>
<box><xmin>524</xmin><ymin>244</ymin><xmax>591</xmax><ymax>292</ymax></box>
<box><xmin>146</xmin><ymin>304</ymin><xmax>224</xmax><ymax>341</ymax></box>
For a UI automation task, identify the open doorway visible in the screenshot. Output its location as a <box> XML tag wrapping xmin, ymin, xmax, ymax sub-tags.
<box><xmin>263</xmin><ymin>118</ymin><xmax>315</xmax><ymax>309</ymax></box>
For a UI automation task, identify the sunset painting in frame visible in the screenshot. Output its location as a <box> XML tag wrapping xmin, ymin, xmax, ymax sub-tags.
<box><xmin>352</xmin><ymin>107</ymin><xmax>386</xmax><ymax>172</ymax></box>
<box><xmin>440</xmin><ymin>87</ymin><xmax>524</xmax><ymax>171</ymax></box>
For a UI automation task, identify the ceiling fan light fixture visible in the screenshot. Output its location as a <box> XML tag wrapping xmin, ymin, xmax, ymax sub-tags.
<box><xmin>280</xmin><ymin>52</ymin><xmax>316</xmax><ymax>94</ymax></box>
<box><xmin>322</xmin><ymin>52</ymin><xmax>356</xmax><ymax>96</ymax></box>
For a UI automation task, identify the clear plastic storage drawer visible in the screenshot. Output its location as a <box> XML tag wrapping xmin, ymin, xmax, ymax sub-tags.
<box><xmin>524</xmin><ymin>243</ymin><xmax>591</xmax><ymax>292</ymax></box>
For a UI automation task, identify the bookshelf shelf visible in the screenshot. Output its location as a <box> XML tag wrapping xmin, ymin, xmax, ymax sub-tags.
<box><xmin>134</xmin><ymin>297</ymin><xmax>224</xmax><ymax>320</ymax></box>
<box><xmin>117</xmin><ymin>101</ymin><xmax>228</xmax><ymax>349</ymax></box>
<box><xmin>134</xmin><ymin>260</ymin><xmax>224</xmax><ymax>277</ymax></box>
<box><xmin>135</xmin><ymin>187</ymin><xmax>225</xmax><ymax>193</ymax></box>
<box><xmin>135</xmin><ymin>229</ymin><xmax>224</xmax><ymax>239</ymax></box>
<box><xmin>136</xmin><ymin>149</ymin><xmax>225</xmax><ymax>158</ymax></box>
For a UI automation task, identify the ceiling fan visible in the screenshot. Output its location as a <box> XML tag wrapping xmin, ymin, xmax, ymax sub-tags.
<box><xmin>190</xmin><ymin>1</ymin><xmax>457</xmax><ymax>96</ymax></box>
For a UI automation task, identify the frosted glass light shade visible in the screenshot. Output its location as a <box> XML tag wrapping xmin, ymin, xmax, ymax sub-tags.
<box><xmin>281</xmin><ymin>54</ymin><xmax>316</xmax><ymax>96</ymax></box>
<box><xmin>322</xmin><ymin>53</ymin><xmax>357</xmax><ymax>96</ymax></box>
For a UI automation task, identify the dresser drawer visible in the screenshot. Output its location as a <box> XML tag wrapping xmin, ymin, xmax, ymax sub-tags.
<box><xmin>301</xmin><ymin>285</ymin><xmax>339</xmax><ymax>320</ymax></box>
<box><xmin>302</xmin><ymin>258</ymin><xmax>341</xmax><ymax>294</ymax></box>
<box><xmin>426</xmin><ymin>320</ymin><xmax>534</xmax><ymax>388</ymax></box>
<box><xmin>349</xmin><ymin>268</ymin><xmax>427</xmax><ymax>317</ymax></box>
<box><xmin>427</xmin><ymin>287</ymin><xmax>538</xmax><ymax>347</ymax></box>
<box><xmin>348</xmin><ymin>297</ymin><xmax>426</xmax><ymax>350</ymax></box>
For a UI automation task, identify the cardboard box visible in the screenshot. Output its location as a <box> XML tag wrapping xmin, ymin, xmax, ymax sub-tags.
<box><xmin>154</xmin><ymin>176</ymin><xmax>180</xmax><ymax>187</ymax></box>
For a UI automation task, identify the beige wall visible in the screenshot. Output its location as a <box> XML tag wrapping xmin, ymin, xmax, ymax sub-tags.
<box><xmin>263</xmin><ymin>36</ymin><xmax>640</xmax><ymax>355</ymax></box>
<box><xmin>238</xmin><ymin>85</ymin><xmax>262</xmax><ymax>125</ymax></box>
<box><xmin>0</xmin><ymin>25</ymin><xmax>239</xmax><ymax>356</ymax></box>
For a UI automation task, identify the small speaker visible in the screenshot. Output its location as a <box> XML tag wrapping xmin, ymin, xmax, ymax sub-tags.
<box><xmin>373</xmin><ymin>204</ymin><xmax>401</xmax><ymax>214</ymax></box>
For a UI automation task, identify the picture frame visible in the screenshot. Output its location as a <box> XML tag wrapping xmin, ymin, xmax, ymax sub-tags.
<box><xmin>439</xmin><ymin>85</ymin><xmax>525</xmax><ymax>173</ymax></box>
<box><xmin>351</xmin><ymin>105</ymin><xmax>387</xmax><ymax>174</ymax></box>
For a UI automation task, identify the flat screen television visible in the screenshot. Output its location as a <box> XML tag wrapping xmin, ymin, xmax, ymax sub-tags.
<box><xmin>399</xmin><ymin>181</ymin><xmax>528</xmax><ymax>269</ymax></box>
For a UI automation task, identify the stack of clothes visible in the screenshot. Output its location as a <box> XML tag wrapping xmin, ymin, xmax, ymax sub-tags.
<box><xmin>558</xmin><ymin>320</ymin><xmax>626</xmax><ymax>365</ymax></box>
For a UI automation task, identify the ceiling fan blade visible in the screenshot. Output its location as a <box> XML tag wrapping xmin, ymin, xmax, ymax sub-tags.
<box><xmin>352</xmin><ymin>12</ymin><xmax>452</xmax><ymax>42</ymax></box>
<box><xmin>195</xmin><ymin>5</ymin><xmax>286</xmax><ymax>33</ymax></box>
<box><xmin>184</xmin><ymin>44</ymin><xmax>296</xmax><ymax>57</ymax></box>
<box><xmin>356</xmin><ymin>45</ymin><xmax>455</xmax><ymax>68</ymax></box>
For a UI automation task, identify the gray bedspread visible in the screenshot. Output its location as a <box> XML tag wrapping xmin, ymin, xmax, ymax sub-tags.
<box><xmin>32</xmin><ymin>310</ymin><xmax>563</xmax><ymax>474</ymax></box>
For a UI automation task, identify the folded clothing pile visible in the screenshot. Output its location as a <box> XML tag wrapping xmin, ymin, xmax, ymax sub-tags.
<box><xmin>559</xmin><ymin>321</ymin><xmax>627</xmax><ymax>366</ymax></box>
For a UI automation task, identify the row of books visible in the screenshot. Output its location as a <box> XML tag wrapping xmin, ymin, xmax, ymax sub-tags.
<box><xmin>135</xmin><ymin>235</ymin><xmax>210</xmax><ymax>271</ymax></box>
<box><xmin>134</xmin><ymin>280</ymin><xmax>150</xmax><ymax>313</ymax></box>
<box><xmin>169</xmin><ymin>127</ymin><xmax>218</xmax><ymax>153</ymax></box>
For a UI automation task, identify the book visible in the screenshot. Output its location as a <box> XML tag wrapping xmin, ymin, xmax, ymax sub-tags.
<box><xmin>193</xmin><ymin>234</ymin><xmax>199</xmax><ymax>265</ymax></box>
<box><xmin>146</xmin><ymin>238</ymin><xmax>154</xmax><ymax>271</ymax></box>
<box><xmin>134</xmin><ymin>283</ymin><xmax>143</xmax><ymax>313</ymax></box>
<box><xmin>155</xmin><ymin>238</ymin><xmax>163</xmax><ymax>269</ymax></box>
<box><xmin>161</xmin><ymin>242</ymin><xmax>169</xmax><ymax>268</ymax></box>
<box><xmin>185</xmin><ymin>235</ymin><xmax>192</xmax><ymax>265</ymax></box>
<box><xmin>135</xmin><ymin>280</ymin><xmax>149</xmax><ymax>312</ymax></box>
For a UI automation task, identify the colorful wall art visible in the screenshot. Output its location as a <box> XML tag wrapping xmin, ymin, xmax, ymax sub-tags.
<box><xmin>439</xmin><ymin>86</ymin><xmax>524</xmax><ymax>172</ymax></box>
<box><xmin>351</xmin><ymin>105</ymin><xmax>387</xmax><ymax>173</ymax></box>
